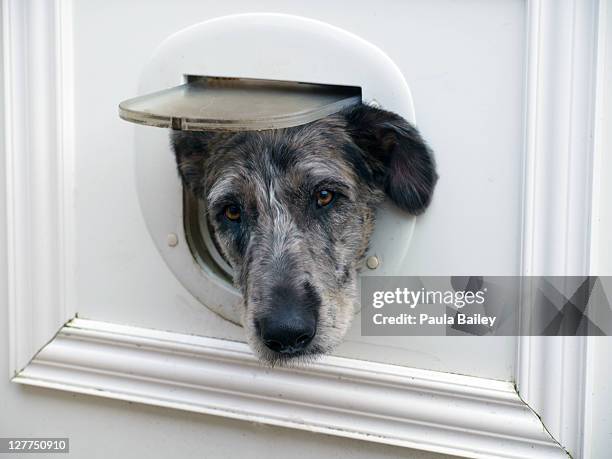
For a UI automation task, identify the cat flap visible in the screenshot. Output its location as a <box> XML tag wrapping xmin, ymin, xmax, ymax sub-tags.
<box><xmin>119</xmin><ymin>76</ymin><xmax>362</xmax><ymax>131</ymax></box>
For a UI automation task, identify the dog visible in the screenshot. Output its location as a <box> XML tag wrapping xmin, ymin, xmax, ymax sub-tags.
<box><xmin>171</xmin><ymin>103</ymin><xmax>437</xmax><ymax>365</ymax></box>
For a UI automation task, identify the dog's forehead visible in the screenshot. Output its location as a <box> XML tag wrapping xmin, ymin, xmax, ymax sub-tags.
<box><xmin>248</xmin><ymin>124</ymin><xmax>350</xmax><ymax>174</ymax></box>
<box><xmin>207</xmin><ymin>122</ymin><xmax>356</xmax><ymax>204</ymax></box>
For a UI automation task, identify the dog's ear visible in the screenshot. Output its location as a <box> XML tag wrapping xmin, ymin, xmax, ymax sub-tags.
<box><xmin>343</xmin><ymin>104</ymin><xmax>437</xmax><ymax>215</ymax></box>
<box><xmin>170</xmin><ymin>130</ymin><xmax>211</xmax><ymax>196</ymax></box>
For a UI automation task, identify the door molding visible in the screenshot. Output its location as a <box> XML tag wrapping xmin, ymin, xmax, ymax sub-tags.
<box><xmin>14</xmin><ymin>318</ymin><xmax>565</xmax><ymax>459</ymax></box>
<box><xmin>3</xmin><ymin>0</ymin><xmax>76</xmax><ymax>376</ymax></box>
<box><xmin>4</xmin><ymin>0</ymin><xmax>605</xmax><ymax>458</ymax></box>
<box><xmin>518</xmin><ymin>1</ymin><xmax>604</xmax><ymax>458</ymax></box>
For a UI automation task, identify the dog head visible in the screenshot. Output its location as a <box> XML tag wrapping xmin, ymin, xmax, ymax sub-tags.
<box><xmin>171</xmin><ymin>104</ymin><xmax>437</xmax><ymax>365</ymax></box>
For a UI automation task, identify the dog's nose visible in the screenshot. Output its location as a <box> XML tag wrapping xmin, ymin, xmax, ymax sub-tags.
<box><xmin>259</xmin><ymin>317</ymin><xmax>315</xmax><ymax>354</ymax></box>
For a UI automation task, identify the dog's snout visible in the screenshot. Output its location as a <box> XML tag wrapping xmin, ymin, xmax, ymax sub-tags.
<box><xmin>259</xmin><ymin>317</ymin><xmax>315</xmax><ymax>354</ymax></box>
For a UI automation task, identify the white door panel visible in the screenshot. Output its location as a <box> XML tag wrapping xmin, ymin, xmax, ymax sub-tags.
<box><xmin>73</xmin><ymin>0</ymin><xmax>524</xmax><ymax>380</ymax></box>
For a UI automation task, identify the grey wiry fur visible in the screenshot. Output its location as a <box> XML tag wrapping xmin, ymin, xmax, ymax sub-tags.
<box><xmin>171</xmin><ymin>103</ymin><xmax>437</xmax><ymax>365</ymax></box>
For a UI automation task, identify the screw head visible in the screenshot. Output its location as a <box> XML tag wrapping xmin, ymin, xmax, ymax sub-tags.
<box><xmin>366</xmin><ymin>255</ymin><xmax>380</xmax><ymax>270</ymax></box>
<box><xmin>167</xmin><ymin>233</ymin><xmax>179</xmax><ymax>247</ymax></box>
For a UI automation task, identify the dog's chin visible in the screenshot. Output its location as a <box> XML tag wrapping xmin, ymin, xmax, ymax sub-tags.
<box><xmin>257</xmin><ymin>346</ymin><xmax>325</xmax><ymax>368</ymax></box>
<box><xmin>246</xmin><ymin>337</ymin><xmax>329</xmax><ymax>368</ymax></box>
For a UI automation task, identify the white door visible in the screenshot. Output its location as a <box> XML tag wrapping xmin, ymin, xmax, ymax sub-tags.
<box><xmin>2</xmin><ymin>1</ymin><xmax>611</xmax><ymax>458</ymax></box>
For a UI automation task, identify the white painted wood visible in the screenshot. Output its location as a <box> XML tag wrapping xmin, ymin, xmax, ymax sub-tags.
<box><xmin>590</xmin><ymin>0</ymin><xmax>612</xmax><ymax>278</ymax></box>
<box><xmin>517</xmin><ymin>1</ymin><xmax>603</xmax><ymax>458</ymax></box>
<box><xmin>2</xmin><ymin>0</ymin><xmax>75</xmax><ymax>376</ymax></box>
<box><xmin>15</xmin><ymin>319</ymin><xmax>566</xmax><ymax>459</ymax></box>
<box><xmin>583</xmin><ymin>2</ymin><xmax>612</xmax><ymax>458</ymax></box>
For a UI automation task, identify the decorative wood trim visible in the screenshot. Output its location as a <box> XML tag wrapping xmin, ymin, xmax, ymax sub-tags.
<box><xmin>589</xmin><ymin>0</ymin><xmax>612</xmax><ymax>275</ymax></box>
<box><xmin>583</xmin><ymin>1</ymin><xmax>611</xmax><ymax>458</ymax></box>
<box><xmin>3</xmin><ymin>0</ymin><xmax>76</xmax><ymax>376</ymax></box>
<box><xmin>15</xmin><ymin>319</ymin><xmax>566</xmax><ymax>459</ymax></box>
<box><xmin>518</xmin><ymin>1</ymin><xmax>602</xmax><ymax>458</ymax></box>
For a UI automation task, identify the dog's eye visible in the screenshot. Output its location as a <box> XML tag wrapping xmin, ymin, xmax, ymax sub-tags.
<box><xmin>224</xmin><ymin>205</ymin><xmax>241</xmax><ymax>221</ymax></box>
<box><xmin>315</xmin><ymin>190</ymin><xmax>334</xmax><ymax>207</ymax></box>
